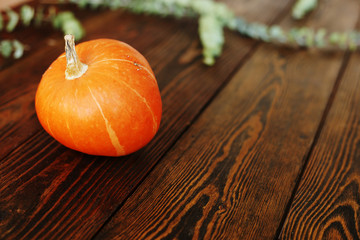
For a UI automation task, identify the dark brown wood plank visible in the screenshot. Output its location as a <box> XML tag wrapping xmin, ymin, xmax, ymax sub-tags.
<box><xmin>94</xmin><ymin>0</ymin><xmax>360</xmax><ymax>239</ymax></box>
<box><xmin>0</xmin><ymin>1</ymin><xmax>292</xmax><ymax>239</ymax></box>
<box><xmin>279</xmin><ymin>44</ymin><xmax>360</xmax><ymax>240</ymax></box>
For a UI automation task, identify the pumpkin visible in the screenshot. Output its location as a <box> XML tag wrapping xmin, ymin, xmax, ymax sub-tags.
<box><xmin>35</xmin><ymin>35</ymin><xmax>162</xmax><ymax>156</ymax></box>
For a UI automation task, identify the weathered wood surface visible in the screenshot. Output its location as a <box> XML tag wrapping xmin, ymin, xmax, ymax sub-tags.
<box><xmin>280</xmin><ymin>46</ymin><xmax>360</xmax><ymax>240</ymax></box>
<box><xmin>94</xmin><ymin>0</ymin><xmax>360</xmax><ymax>239</ymax></box>
<box><xmin>0</xmin><ymin>0</ymin><xmax>292</xmax><ymax>239</ymax></box>
<box><xmin>1</xmin><ymin>0</ymin><xmax>360</xmax><ymax>239</ymax></box>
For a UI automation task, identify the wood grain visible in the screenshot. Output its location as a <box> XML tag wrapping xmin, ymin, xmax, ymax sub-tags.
<box><xmin>279</xmin><ymin>48</ymin><xmax>360</xmax><ymax>240</ymax></box>
<box><xmin>0</xmin><ymin>0</ymin><xmax>292</xmax><ymax>239</ymax></box>
<box><xmin>0</xmin><ymin>11</ymin><xmax>197</xmax><ymax>240</ymax></box>
<box><xmin>94</xmin><ymin>0</ymin><xmax>360</xmax><ymax>239</ymax></box>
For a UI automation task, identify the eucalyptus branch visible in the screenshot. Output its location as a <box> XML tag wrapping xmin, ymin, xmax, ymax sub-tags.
<box><xmin>234</xmin><ymin>19</ymin><xmax>360</xmax><ymax>51</ymax></box>
<box><xmin>67</xmin><ymin>0</ymin><xmax>360</xmax><ymax>65</ymax></box>
<box><xmin>0</xmin><ymin>4</ymin><xmax>84</xmax><ymax>59</ymax></box>
<box><xmin>1</xmin><ymin>0</ymin><xmax>359</xmax><ymax>65</ymax></box>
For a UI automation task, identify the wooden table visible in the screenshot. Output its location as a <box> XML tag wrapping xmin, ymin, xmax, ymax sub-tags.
<box><xmin>1</xmin><ymin>0</ymin><xmax>360</xmax><ymax>239</ymax></box>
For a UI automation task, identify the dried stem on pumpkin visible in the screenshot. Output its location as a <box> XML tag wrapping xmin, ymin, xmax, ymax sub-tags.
<box><xmin>64</xmin><ymin>34</ymin><xmax>87</xmax><ymax>80</ymax></box>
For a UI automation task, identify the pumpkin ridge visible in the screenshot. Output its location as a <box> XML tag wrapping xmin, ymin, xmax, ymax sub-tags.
<box><xmin>46</xmin><ymin>118</ymin><xmax>55</xmax><ymax>137</ymax></box>
<box><xmin>65</xmin><ymin>118</ymin><xmax>79</xmax><ymax>150</ymax></box>
<box><xmin>91</xmin><ymin>58</ymin><xmax>156</xmax><ymax>81</ymax></box>
<box><xmin>87</xmin><ymin>86</ymin><xmax>125</xmax><ymax>155</ymax></box>
<box><xmin>118</xmin><ymin>80</ymin><xmax>158</xmax><ymax>134</ymax></box>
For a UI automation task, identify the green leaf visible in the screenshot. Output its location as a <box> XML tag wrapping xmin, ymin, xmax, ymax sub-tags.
<box><xmin>62</xmin><ymin>19</ymin><xmax>85</xmax><ymax>40</ymax></box>
<box><xmin>52</xmin><ymin>12</ymin><xmax>85</xmax><ymax>40</ymax></box>
<box><xmin>314</xmin><ymin>28</ymin><xmax>326</xmax><ymax>47</ymax></box>
<box><xmin>269</xmin><ymin>25</ymin><xmax>287</xmax><ymax>43</ymax></box>
<box><xmin>20</xmin><ymin>5</ymin><xmax>35</xmax><ymax>26</ymax></box>
<box><xmin>0</xmin><ymin>14</ymin><xmax>3</xmax><ymax>31</ymax></box>
<box><xmin>12</xmin><ymin>40</ymin><xmax>24</xmax><ymax>59</ymax></box>
<box><xmin>199</xmin><ymin>15</ymin><xmax>224</xmax><ymax>65</ymax></box>
<box><xmin>73</xmin><ymin>0</ymin><xmax>90</xmax><ymax>8</ymax></box>
<box><xmin>1</xmin><ymin>40</ymin><xmax>13</xmax><ymax>58</ymax></box>
<box><xmin>6</xmin><ymin>9</ymin><xmax>19</xmax><ymax>32</ymax></box>
<box><xmin>52</xmin><ymin>12</ymin><xmax>75</xmax><ymax>29</ymax></box>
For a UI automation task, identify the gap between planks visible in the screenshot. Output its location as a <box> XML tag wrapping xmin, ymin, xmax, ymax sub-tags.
<box><xmin>274</xmin><ymin>5</ymin><xmax>360</xmax><ymax>237</ymax></box>
<box><xmin>273</xmin><ymin>51</ymin><xmax>352</xmax><ymax>240</ymax></box>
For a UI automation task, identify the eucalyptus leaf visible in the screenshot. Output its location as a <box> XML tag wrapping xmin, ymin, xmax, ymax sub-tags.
<box><xmin>62</xmin><ymin>19</ymin><xmax>85</xmax><ymax>40</ymax></box>
<box><xmin>52</xmin><ymin>12</ymin><xmax>85</xmax><ymax>40</ymax></box>
<box><xmin>20</xmin><ymin>5</ymin><xmax>35</xmax><ymax>26</ymax></box>
<box><xmin>6</xmin><ymin>9</ymin><xmax>19</xmax><ymax>32</ymax></box>
<box><xmin>1</xmin><ymin>40</ymin><xmax>13</xmax><ymax>58</ymax></box>
<box><xmin>0</xmin><ymin>14</ymin><xmax>3</xmax><ymax>31</ymax></box>
<box><xmin>199</xmin><ymin>15</ymin><xmax>224</xmax><ymax>65</ymax></box>
<box><xmin>12</xmin><ymin>40</ymin><xmax>24</xmax><ymax>59</ymax></box>
<box><xmin>314</xmin><ymin>28</ymin><xmax>326</xmax><ymax>47</ymax></box>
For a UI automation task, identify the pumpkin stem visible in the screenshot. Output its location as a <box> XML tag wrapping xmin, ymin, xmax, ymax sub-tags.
<box><xmin>64</xmin><ymin>34</ymin><xmax>88</xmax><ymax>80</ymax></box>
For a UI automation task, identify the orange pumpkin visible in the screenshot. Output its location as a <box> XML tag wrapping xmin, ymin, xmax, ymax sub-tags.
<box><xmin>35</xmin><ymin>35</ymin><xmax>162</xmax><ymax>156</ymax></box>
